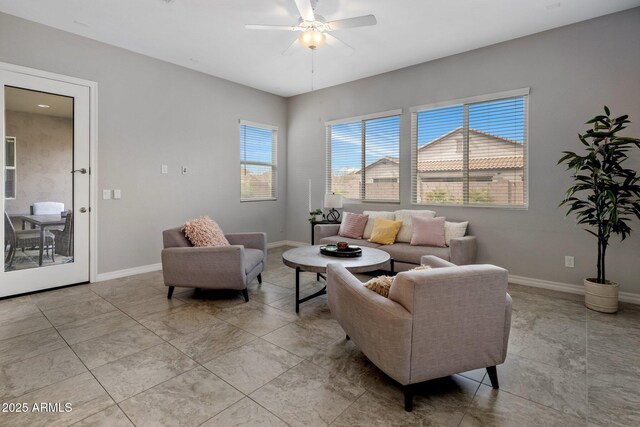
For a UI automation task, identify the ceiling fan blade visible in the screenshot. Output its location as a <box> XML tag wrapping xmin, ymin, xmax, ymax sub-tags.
<box><xmin>326</xmin><ymin>15</ymin><xmax>377</xmax><ymax>31</ymax></box>
<box><xmin>294</xmin><ymin>0</ymin><xmax>315</xmax><ymax>22</ymax></box>
<box><xmin>245</xmin><ymin>24</ymin><xmax>300</xmax><ymax>31</ymax></box>
<box><xmin>325</xmin><ymin>33</ymin><xmax>354</xmax><ymax>55</ymax></box>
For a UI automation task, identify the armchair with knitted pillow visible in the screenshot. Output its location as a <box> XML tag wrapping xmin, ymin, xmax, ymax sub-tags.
<box><xmin>161</xmin><ymin>216</ymin><xmax>266</xmax><ymax>301</ymax></box>
<box><xmin>327</xmin><ymin>255</ymin><xmax>512</xmax><ymax>411</ymax></box>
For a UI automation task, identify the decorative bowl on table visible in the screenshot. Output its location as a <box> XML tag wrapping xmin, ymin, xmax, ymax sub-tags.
<box><xmin>320</xmin><ymin>244</ymin><xmax>363</xmax><ymax>258</ymax></box>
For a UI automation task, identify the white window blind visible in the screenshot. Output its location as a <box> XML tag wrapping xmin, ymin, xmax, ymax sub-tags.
<box><xmin>411</xmin><ymin>91</ymin><xmax>528</xmax><ymax>208</ymax></box>
<box><xmin>326</xmin><ymin>112</ymin><xmax>401</xmax><ymax>202</ymax></box>
<box><xmin>240</xmin><ymin>121</ymin><xmax>277</xmax><ymax>201</ymax></box>
<box><xmin>5</xmin><ymin>137</ymin><xmax>16</xmax><ymax>199</ymax></box>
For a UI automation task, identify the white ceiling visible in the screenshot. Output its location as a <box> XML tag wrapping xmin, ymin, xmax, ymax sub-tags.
<box><xmin>5</xmin><ymin>86</ymin><xmax>73</xmax><ymax>118</ymax></box>
<box><xmin>0</xmin><ymin>0</ymin><xmax>638</xmax><ymax>97</ymax></box>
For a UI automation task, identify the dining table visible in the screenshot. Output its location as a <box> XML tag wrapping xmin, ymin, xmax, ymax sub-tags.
<box><xmin>18</xmin><ymin>214</ymin><xmax>66</xmax><ymax>266</ymax></box>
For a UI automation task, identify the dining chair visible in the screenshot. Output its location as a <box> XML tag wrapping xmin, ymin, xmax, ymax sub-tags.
<box><xmin>4</xmin><ymin>212</ymin><xmax>55</xmax><ymax>268</ymax></box>
<box><xmin>31</xmin><ymin>202</ymin><xmax>65</xmax><ymax>215</ymax></box>
<box><xmin>51</xmin><ymin>213</ymin><xmax>73</xmax><ymax>258</ymax></box>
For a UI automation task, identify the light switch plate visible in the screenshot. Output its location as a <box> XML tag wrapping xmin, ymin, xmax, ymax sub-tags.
<box><xmin>113</xmin><ymin>189</ymin><xmax>122</xmax><ymax>200</ymax></box>
<box><xmin>181</xmin><ymin>166</ymin><xmax>188</xmax><ymax>175</ymax></box>
<box><xmin>102</xmin><ymin>189</ymin><xmax>111</xmax><ymax>200</ymax></box>
<box><xmin>161</xmin><ymin>164</ymin><xmax>168</xmax><ymax>174</ymax></box>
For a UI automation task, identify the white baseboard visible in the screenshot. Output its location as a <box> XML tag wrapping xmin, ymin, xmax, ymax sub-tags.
<box><xmin>95</xmin><ymin>263</ymin><xmax>162</xmax><ymax>282</ymax></box>
<box><xmin>267</xmin><ymin>240</ymin><xmax>308</xmax><ymax>249</ymax></box>
<box><xmin>509</xmin><ymin>274</ymin><xmax>640</xmax><ymax>305</ymax></box>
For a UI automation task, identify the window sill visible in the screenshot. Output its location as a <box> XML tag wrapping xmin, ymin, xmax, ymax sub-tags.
<box><xmin>241</xmin><ymin>198</ymin><xmax>277</xmax><ymax>203</ymax></box>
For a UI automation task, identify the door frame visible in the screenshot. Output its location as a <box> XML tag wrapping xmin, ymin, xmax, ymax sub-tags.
<box><xmin>1</xmin><ymin>61</ymin><xmax>98</xmax><ymax>282</ymax></box>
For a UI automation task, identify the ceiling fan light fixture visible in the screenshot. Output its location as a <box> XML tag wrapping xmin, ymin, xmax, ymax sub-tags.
<box><xmin>298</xmin><ymin>30</ymin><xmax>325</xmax><ymax>50</ymax></box>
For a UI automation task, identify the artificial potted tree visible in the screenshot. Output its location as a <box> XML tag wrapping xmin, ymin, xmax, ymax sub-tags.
<box><xmin>558</xmin><ymin>106</ymin><xmax>640</xmax><ymax>313</ymax></box>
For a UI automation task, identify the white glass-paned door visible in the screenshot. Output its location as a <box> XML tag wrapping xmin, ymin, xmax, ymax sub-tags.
<box><xmin>1</xmin><ymin>70</ymin><xmax>90</xmax><ymax>297</ymax></box>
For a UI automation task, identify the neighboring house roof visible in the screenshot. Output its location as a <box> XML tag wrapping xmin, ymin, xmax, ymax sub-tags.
<box><xmin>418</xmin><ymin>156</ymin><xmax>524</xmax><ymax>172</ymax></box>
<box><xmin>355</xmin><ymin>156</ymin><xmax>399</xmax><ymax>174</ymax></box>
<box><xmin>418</xmin><ymin>127</ymin><xmax>523</xmax><ymax>152</ymax></box>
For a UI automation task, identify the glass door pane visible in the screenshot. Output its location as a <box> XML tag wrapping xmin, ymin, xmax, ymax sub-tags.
<box><xmin>4</xmin><ymin>86</ymin><xmax>74</xmax><ymax>272</ymax></box>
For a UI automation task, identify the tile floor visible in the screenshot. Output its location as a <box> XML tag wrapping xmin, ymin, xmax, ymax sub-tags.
<box><xmin>0</xmin><ymin>246</ymin><xmax>638</xmax><ymax>426</ymax></box>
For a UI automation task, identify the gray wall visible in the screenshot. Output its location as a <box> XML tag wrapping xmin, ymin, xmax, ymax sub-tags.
<box><xmin>0</xmin><ymin>13</ymin><xmax>288</xmax><ymax>274</ymax></box>
<box><xmin>5</xmin><ymin>111</ymin><xmax>73</xmax><ymax>215</ymax></box>
<box><xmin>286</xmin><ymin>9</ymin><xmax>640</xmax><ymax>293</ymax></box>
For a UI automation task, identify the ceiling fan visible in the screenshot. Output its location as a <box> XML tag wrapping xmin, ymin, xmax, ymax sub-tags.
<box><xmin>245</xmin><ymin>0</ymin><xmax>377</xmax><ymax>54</ymax></box>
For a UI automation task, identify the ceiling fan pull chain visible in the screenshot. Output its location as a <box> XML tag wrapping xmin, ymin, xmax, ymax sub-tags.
<box><xmin>311</xmin><ymin>49</ymin><xmax>315</xmax><ymax>92</ymax></box>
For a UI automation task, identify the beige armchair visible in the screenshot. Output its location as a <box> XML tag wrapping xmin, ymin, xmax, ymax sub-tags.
<box><xmin>161</xmin><ymin>227</ymin><xmax>267</xmax><ymax>301</ymax></box>
<box><xmin>327</xmin><ymin>255</ymin><xmax>512</xmax><ymax>411</ymax></box>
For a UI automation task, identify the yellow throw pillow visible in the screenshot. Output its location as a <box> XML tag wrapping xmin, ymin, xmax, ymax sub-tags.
<box><xmin>368</xmin><ymin>218</ymin><xmax>403</xmax><ymax>245</ymax></box>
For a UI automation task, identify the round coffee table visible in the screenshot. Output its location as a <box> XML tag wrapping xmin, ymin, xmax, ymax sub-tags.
<box><xmin>282</xmin><ymin>245</ymin><xmax>391</xmax><ymax>313</ymax></box>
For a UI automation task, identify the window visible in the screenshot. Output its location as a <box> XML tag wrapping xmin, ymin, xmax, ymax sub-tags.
<box><xmin>326</xmin><ymin>110</ymin><xmax>401</xmax><ymax>202</ymax></box>
<box><xmin>5</xmin><ymin>137</ymin><xmax>16</xmax><ymax>199</ymax></box>
<box><xmin>240</xmin><ymin>121</ymin><xmax>277</xmax><ymax>201</ymax></box>
<box><xmin>411</xmin><ymin>89</ymin><xmax>528</xmax><ymax>208</ymax></box>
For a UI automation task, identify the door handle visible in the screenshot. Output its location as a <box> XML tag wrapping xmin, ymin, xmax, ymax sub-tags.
<box><xmin>71</xmin><ymin>168</ymin><xmax>87</xmax><ymax>174</ymax></box>
<box><xmin>79</xmin><ymin>207</ymin><xmax>87</xmax><ymax>213</ymax></box>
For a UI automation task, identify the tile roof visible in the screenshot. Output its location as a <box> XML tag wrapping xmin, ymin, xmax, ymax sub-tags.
<box><xmin>418</xmin><ymin>156</ymin><xmax>524</xmax><ymax>172</ymax></box>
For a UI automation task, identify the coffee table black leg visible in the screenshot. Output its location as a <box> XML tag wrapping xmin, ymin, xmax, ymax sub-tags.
<box><xmin>295</xmin><ymin>267</ymin><xmax>300</xmax><ymax>313</ymax></box>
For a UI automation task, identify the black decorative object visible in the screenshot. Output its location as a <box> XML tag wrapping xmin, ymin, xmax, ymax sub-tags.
<box><xmin>320</xmin><ymin>244</ymin><xmax>362</xmax><ymax>258</ymax></box>
<box><xmin>326</xmin><ymin>208</ymin><xmax>340</xmax><ymax>222</ymax></box>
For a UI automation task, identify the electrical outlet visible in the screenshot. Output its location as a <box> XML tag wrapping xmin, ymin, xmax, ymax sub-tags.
<box><xmin>565</xmin><ymin>256</ymin><xmax>574</xmax><ymax>268</ymax></box>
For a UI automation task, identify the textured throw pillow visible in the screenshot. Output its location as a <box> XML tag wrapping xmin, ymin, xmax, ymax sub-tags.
<box><xmin>362</xmin><ymin>211</ymin><xmax>396</xmax><ymax>239</ymax></box>
<box><xmin>394</xmin><ymin>209</ymin><xmax>437</xmax><ymax>243</ymax></box>
<box><xmin>368</xmin><ymin>218</ymin><xmax>403</xmax><ymax>245</ymax></box>
<box><xmin>338</xmin><ymin>212</ymin><xmax>369</xmax><ymax>239</ymax></box>
<box><xmin>363</xmin><ymin>265</ymin><xmax>432</xmax><ymax>298</ymax></box>
<box><xmin>410</xmin><ymin>216</ymin><xmax>446</xmax><ymax>247</ymax></box>
<box><xmin>445</xmin><ymin>221</ymin><xmax>469</xmax><ymax>246</ymax></box>
<box><xmin>364</xmin><ymin>275</ymin><xmax>394</xmax><ymax>297</ymax></box>
<box><xmin>182</xmin><ymin>216</ymin><xmax>229</xmax><ymax>247</ymax></box>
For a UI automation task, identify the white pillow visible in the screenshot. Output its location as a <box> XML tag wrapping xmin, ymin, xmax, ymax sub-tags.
<box><xmin>394</xmin><ymin>210</ymin><xmax>437</xmax><ymax>243</ymax></box>
<box><xmin>362</xmin><ymin>211</ymin><xmax>395</xmax><ymax>239</ymax></box>
<box><xmin>445</xmin><ymin>221</ymin><xmax>468</xmax><ymax>246</ymax></box>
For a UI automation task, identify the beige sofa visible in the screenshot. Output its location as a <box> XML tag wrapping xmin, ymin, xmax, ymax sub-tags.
<box><xmin>327</xmin><ymin>255</ymin><xmax>512</xmax><ymax>411</ymax></box>
<box><xmin>314</xmin><ymin>210</ymin><xmax>476</xmax><ymax>270</ymax></box>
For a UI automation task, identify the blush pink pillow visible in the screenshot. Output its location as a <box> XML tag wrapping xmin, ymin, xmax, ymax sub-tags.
<box><xmin>338</xmin><ymin>212</ymin><xmax>369</xmax><ymax>239</ymax></box>
<box><xmin>410</xmin><ymin>216</ymin><xmax>447</xmax><ymax>247</ymax></box>
<box><xmin>182</xmin><ymin>216</ymin><xmax>230</xmax><ymax>247</ymax></box>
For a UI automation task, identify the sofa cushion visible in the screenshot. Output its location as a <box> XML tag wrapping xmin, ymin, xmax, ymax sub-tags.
<box><xmin>182</xmin><ymin>216</ymin><xmax>229</xmax><ymax>247</ymax></box>
<box><xmin>362</xmin><ymin>211</ymin><xmax>396</xmax><ymax>239</ymax></box>
<box><xmin>338</xmin><ymin>212</ymin><xmax>369</xmax><ymax>239</ymax></box>
<box><xmin>369</xmin><ymin>218</ymin><xmax>403</xmax><ymax>245</ymax></box>
<box><xmin>411</xmin><ymin>216</ymin><xmax>446</xmax><ymax>247</ymax></box>
<box><xmin>380</xmin><ymin>243</ymin><xmax>450</xmax><ymax>265</ymax></box>
<box><xmin>319</xmin><ymin>236</ymin><xmax>381</xmax><ymax>248</ymax></box>
<box><xmin>244</xmin><ymin>248</ymin><xmax>264</xmax><ymax>274</ymax></box>
<box><xmin>395</xmin><ymin>210</ymin><xmax>437</xmax><ymax>243</ymax></box>
<box><xmin>445</xmin><ymin>221</ymin><xmax>469</xmax><ymax>246</ymax></box>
